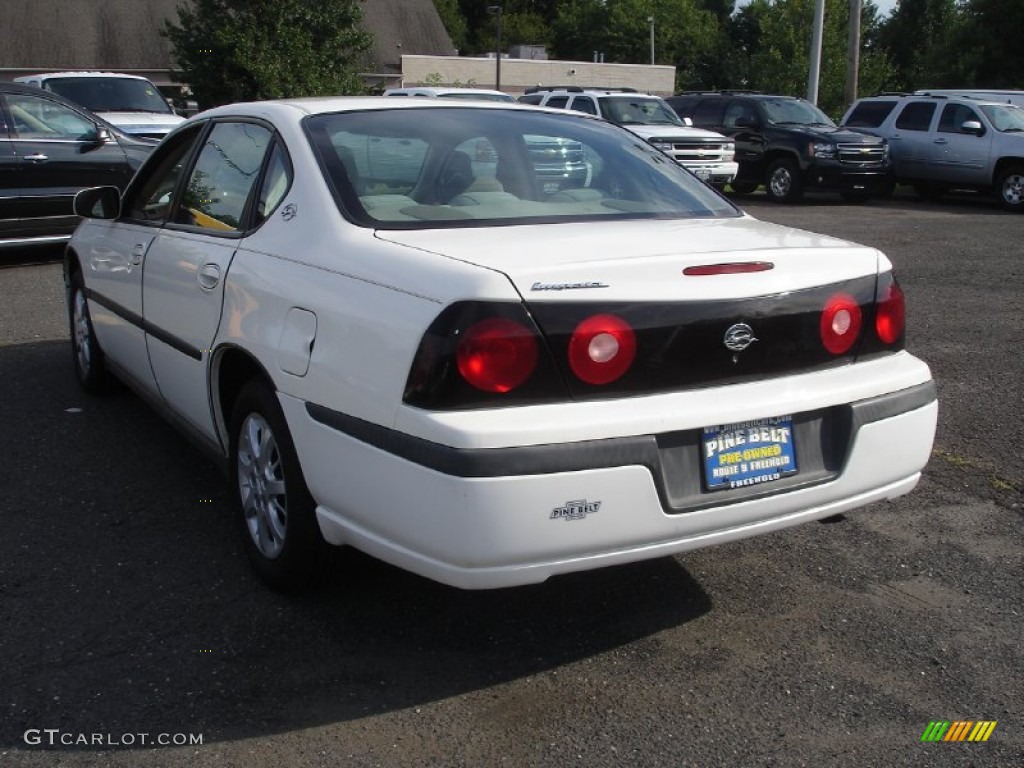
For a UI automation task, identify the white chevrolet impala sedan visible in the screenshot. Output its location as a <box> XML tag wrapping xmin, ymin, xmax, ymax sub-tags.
<box><xmin>66</xmin><ymin>97</ymin><xmax>938</xmax><ymax>590</ymax></box>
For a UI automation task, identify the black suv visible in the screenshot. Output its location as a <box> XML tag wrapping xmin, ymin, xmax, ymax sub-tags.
<box><xmin>666</xmin><ymin>92</ymin><xmax>893</xmax><ymax>202</ymax></box>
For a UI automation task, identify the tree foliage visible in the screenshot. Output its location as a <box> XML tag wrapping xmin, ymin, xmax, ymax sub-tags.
<box><xmin>163</xmin><ymin>0</ymin><xmax>373</xmax><ymax>107</ymax></box>
<box><xmin>734</xmin><ymin>0</ymin><xmax>892</xmax><ymax>116</ymax></box>
<box><xmin>430</xmin><ymin>0</ymin><xmax>1017</xmax><ymax>107</ymax></box>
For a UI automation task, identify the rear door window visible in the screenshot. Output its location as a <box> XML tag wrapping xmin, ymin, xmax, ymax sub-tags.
<box><xmin>173</xmin><ymin>121</ymin><xmax>274</xmax><ymax>232</ymax></box>
<box><xmin>894</xmin><ymin>102</ymin><xmax>937</xmax><ymax>131</ymax></box>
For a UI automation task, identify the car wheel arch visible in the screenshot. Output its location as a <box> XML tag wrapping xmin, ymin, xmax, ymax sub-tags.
<box><xmin>213</xmin><ymin>345</ymin><xmax>279</xmax><ymax>451</ymax></box>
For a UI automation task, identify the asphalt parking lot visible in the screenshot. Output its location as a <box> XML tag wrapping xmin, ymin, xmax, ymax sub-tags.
<box><xmin>1</xmin><ymin>188</ymin><xmax>1021</xmax><ymax>767</ymax></box>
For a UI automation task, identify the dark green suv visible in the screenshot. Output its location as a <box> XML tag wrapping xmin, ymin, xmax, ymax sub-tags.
<box><xmin>666</xmin><ymin>92</ymin><xmax>893</xmax><ymax>203</ymax></box>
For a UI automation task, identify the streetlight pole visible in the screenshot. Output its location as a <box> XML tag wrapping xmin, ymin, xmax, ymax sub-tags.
<box><xmin>488</xmin><ymin>5</ymin><xmax>503</xmax><ymax>91</ymax></box>
<box><xmin>648</xmin><ymin>17</ymin><xmax>655</xmax><ymax>65</ymax></box>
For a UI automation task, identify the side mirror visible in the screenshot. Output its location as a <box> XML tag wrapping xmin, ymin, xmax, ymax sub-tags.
<box><xmin>961</xmin><ymin>120</ymin><xmax>984</xmax><ymax>136</ymax></box>
<box><xmin>81</xmin><ymin>124</ymin><xmax>111</xmax><ymax>147</ymax></box>
<box><xmin>74</xmin><ymin>186</ymin><xmax>122</xmax><ymax>219</ymax></box>
<box><xmin>682</xmin><ymin>116</ymin><xmax>693</xmax><ymax>126</ymax></box>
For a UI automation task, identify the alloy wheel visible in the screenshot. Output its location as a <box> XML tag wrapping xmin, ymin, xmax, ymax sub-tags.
<box><xmin>237</xmin><ymin>413</ymin><xmax>288</xmax><ymax>559</ymax></box>
<box><xmin>72</xmin><ymin>289</ymin><xmax>93</xmax><ymax>376</ymax></box>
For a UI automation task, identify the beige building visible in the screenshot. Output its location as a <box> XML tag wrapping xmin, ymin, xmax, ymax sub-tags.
<box><xmin>399</xmin><ymin>55</ymin><xmax>676</xmax><ymax>97</ymax></box>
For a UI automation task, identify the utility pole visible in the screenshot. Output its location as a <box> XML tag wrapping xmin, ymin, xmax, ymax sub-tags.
<box><xmin>648</xmin><ymin>17</ymin><xmax>655</xmax><ymax>65</ymax></box>
<box><xmin>488</xmin><ymin>5</ymin><xmax>503</xmax><ymax>91</ymax></box>
<box><xmin>845</xmin><ymin>0</ymin><xmax>863</xmax><ymax>111</ymax></box>
<box><xmin>807</xmin><ymin>0</ymin><xmax>825</xmax><ymax>104</ymax></box>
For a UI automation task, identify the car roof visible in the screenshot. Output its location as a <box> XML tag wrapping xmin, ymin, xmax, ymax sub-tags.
<box><xmin>383</xmin><ymin>87</ymin><xmax>512</xmax><ymax>98</ymax></box>
<box><xmin>672</xmin><ymin>92</ymin><xmax>801</xmax><ymax>101</ymax></box>
<box><xmin>15</xmin><ymin>71</ymin><xmax>152</xmax><ymax>81</ymax></box>
<box><xmin>196</xmin><ymin>97</ymin><xmax>547</xmax><ymax>119</ymax></box>
<box><xmin>855</xmin><ymin>93</ymin><xmax>1014</xmax><ymax>108</ymax></box>
<box><xmin>527</xmin><ymin>87</ymin><xmax>647</xmax><ymax>97</ymax></box>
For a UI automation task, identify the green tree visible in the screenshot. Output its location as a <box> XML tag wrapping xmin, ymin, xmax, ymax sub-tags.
<box><xmin>739</xmin><ymin>0</ymin><xmax>892</xmax><ymax>116</ymax></box>
<box><xmin>961</xmin><ymin>0</ymin><xmax>1024</xmax><ymax>87</ymax></box>
<box><xmin>552</xmin><ymin>0</ymin><xmax>720</xmax><ymax>88</ymax></box>
<box><xmin>433</xmin><ymin>0</ymin><xmax>470</xmax><ymax>54</ymax></box>
<box><xmin>877</xmin><ymin>0</ymin><xmax>974</xmax><ymax>90</ymax></box>
<box><xmin>163</xmin><ymin>0</ymin><xmax>373</xmax><ymax>107</ymax></box>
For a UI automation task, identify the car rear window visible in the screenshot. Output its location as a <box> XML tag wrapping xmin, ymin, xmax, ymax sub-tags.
<box><xmin>304</xmin><ymin>107</ymin><xmax>739</xmax><ymax>229</ymax></box>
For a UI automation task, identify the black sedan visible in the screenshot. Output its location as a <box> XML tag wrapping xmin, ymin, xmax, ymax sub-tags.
<box><xmin>0</xmin><ymin>82</ymin><xmax>155</xmax><ymax>248</ymax></box>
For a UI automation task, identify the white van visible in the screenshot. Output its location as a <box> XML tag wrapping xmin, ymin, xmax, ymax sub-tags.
<box><xmin>914</xmin><ymin>89</ymin><xmax>1024</xmax><ymax>108</ymax></box>
<box><xmin>13</xmin><ymin>72</ymin><xmax>185</xmax><ymax>139</ymax></box>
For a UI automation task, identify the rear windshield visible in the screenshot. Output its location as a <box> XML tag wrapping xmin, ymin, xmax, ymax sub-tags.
<box><xmin>44</xmin><ymin>77</ymin><xmax>174</xmax><ymax>115</ymax></box>
<box><xmin>304</xmin><ymin>107</ymin><xmax>739</xmax><ymax>229</ymax></box>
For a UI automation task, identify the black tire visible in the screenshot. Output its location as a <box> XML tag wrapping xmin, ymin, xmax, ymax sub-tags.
<box><xmin>728</xmin><ymin>180</ymin><xmax>759</xmax><ymax>195</ymax></box>
<box><xmin>68</xmin><ymin>269</ymin><xmax>109</xmax><ymax>394</ymax></box>
<box><xmin>766</xmin><ymin>158</ymin><xmax>804</xmax><ymax>203</ymax></box>
<box><xmin>995</xmin><ymin>165</ymin><xmax>1024</xmax><ymax>212</ymax></box>
<box><xmin>228</xmin><ymin>379</ymin><xmax>333</xmax><ymax>590</ymax></box>
<box><xmin>913</xmin><ymin>183</ymin><xmax>946</xmax><ymax>202</ymax></box>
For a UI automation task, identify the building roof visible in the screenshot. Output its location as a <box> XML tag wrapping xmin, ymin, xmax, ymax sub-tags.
<box><xmin>360</xmin><ymin>0</ymin><xmax>456</xmax><ymax>74</ymax></box>
<box><xmin>0</xmin><ymin>0</ymin><xmax>454</xmax><ymax>78</ymax></box>
<box><xmin>0</xmin><ymin>0</ymin><xmax>181</xmax><ymax>72</ymax></box>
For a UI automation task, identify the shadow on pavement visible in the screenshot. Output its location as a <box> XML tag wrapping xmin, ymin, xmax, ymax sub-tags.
<box><xmin>0</xmin><ymin>340</ymin><xmax>711</xmax><ymax>748</ymax></box>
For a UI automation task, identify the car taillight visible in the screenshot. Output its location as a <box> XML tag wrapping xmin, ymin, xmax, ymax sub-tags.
<box><xmin>820</xmin><ymin>292</ymin><xmax>863</xmax><ymax>355</ymax></box>
<box><xmin>875</xmin><ymin>279</ymin><xmax>905</xmax><ymax>345</ymax></box>
<box><xmin>568</xmin><ymin>314</ymin><xmax>636</xmax><ymax>385</ymax></box>
<box><xmin>457</xmin><ymin>317</ymin><xmax>539</xmax><ymax>393</ymax></box>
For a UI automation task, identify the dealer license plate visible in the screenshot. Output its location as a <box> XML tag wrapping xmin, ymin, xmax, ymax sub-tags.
<box><xmin>693</xmin><ymin>167</ymin><xmax>712</xmax><ymax>181</ymax></box>
<box><xmin>702</xmin><ymin>416</ymin><xmax>798</xmax><ymax>491</ymax></box>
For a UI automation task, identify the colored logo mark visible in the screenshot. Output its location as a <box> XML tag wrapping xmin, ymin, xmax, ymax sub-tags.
<box><xmin>921</xmin><ymin>721</ymin><xmax>997</xmax><ymax>742</ymax></box>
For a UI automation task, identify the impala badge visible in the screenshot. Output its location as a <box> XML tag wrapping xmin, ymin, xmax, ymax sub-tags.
<box><xmin>724</xmin><ymin>323</ymin><xmax>757</xmax><ymax>352</ymax></box>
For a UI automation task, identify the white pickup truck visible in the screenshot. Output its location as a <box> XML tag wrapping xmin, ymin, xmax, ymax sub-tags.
<box><xmin>519</xmin><ymin>87</ymin><xmax>738</xmax><ymax>189</ymax></box>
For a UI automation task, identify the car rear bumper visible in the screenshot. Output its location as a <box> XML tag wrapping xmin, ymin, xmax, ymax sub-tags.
<box><xmin>284</xmin><ymin>358</ymin><xmax>937</xmax><ymax>589</ymax></box>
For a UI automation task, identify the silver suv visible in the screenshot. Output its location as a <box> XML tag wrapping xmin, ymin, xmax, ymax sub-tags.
<box><xmin>841</xmin><ymin>93</ymin><xmax>1024</xmax><ymax>211</ymax></box>
<box><xmin>520</xmin><ymin>87</ymin><xmax>738</xmax><ymax>188</ymax></box>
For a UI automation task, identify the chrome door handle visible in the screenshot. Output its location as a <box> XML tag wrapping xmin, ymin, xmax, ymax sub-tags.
<box><xmin>130</xmin><ymin>243</ymin><xmax>145</xmax><ymax>266</ymax></box>
<box><xmin>933</xmin><ymin>138</ymin><xmax>948</xmax><ymax>145</ymax></box>
<box><xmin>197</xmin><ymin>263</ymin><xmax>221</xmax><ymax>290</ymax></box>
<box><xmin>25</xmin><ymin>153</ymin><xmax>48</xmax><ymax>162</ymax></box>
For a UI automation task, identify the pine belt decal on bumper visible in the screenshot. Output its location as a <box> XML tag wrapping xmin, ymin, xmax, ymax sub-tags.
<box><xmin>550</xmin><ymin>499</ymin><xmax>602</xmax><ymax>520</ymax></box>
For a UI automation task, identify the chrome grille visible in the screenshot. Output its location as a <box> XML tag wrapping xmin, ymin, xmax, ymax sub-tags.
<box><xmin>838</xmin><ymin>143</ymin><xmax>887</xmax><ymax>166</ymax></box>
<box><xmin>664</xmin><ymin>140</ymin><xmax>729</xmax><ymax>164</ymax></box>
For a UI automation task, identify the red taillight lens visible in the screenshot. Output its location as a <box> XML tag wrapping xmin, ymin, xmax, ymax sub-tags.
<box><xmin>456</xmin><ymin>317</ymin><xmax>539</xmax><ymax>393</ymax></box>
<box><xmin>820</xmin><ymin>293</ymin><xmax>863</xmax><ymax>355</ymax></box>
<box><xmin>875</xmin><ymin>280</ymin><xmax>905</xmax><ymax>344</ymax></box>
<box><xmin>568</xmin><ymin>314</ymin><xmax>637</xmax><ymax>385</ymax></box>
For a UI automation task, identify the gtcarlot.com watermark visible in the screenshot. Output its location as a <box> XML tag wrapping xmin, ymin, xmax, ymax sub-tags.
<box><xmin>24</xmin><ymin>729</ymin><xmax>203</xmax><ymax>748</ymax></box>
